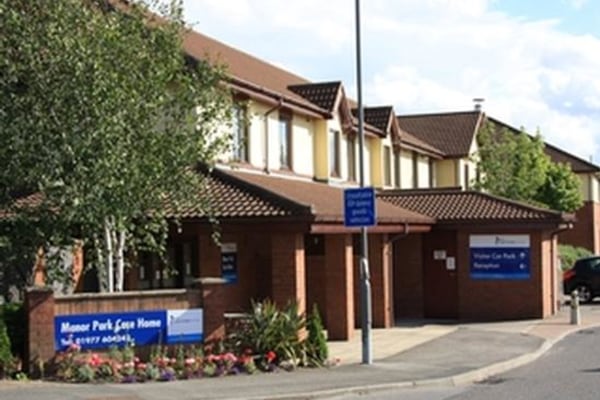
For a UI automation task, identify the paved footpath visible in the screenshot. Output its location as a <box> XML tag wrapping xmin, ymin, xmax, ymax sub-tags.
<box><xmin>2</xmin><ymin>305</ymin><xmax>599</xmax><ymax>400</ymax></box>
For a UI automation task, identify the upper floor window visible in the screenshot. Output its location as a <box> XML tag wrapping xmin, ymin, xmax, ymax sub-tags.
<box><xmin>429</xmin><ymin>159</ymin><xmax>436</xmax><ymax>188</ymax></box>
<box><xmin>329</xmin><ymin>129</ymin><xmax>340</xmax><ymax>177</ymax></box>
<box><xmin>383</xmin><ymin>145</ymin><xmax>392</xmax><ymax>186</ymax></box>
<box><xmin>278</xmin><ymin>111</ymin><xmax>292</xmax><ymax>169</ymax></box>
<box><xmin>232</xmin><ymin>102</ymin><xmax>249</xmax><ymax>162</ymax></box>
<box><xmin>347</xmin><ymin>134</ymin><xmax>357</xmax><ymax>182</ymax></box>
<box><xmin>394</xmin><ymin>150</ymin><xmax>401</xmax><ymax>188</ymax></box>
<box><xmin>412</xmin><ymin>151</ymin><xmax>418</xmax><ymax>188</ymax></box>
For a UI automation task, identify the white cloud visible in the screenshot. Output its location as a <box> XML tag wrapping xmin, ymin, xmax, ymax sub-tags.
<box><xmin>181</xmin><ymin>0</ymin><xmax>600</xmax><ymax>162</ymax></box>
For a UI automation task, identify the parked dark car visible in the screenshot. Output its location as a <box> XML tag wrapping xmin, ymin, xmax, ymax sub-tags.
<box><xmin>563</xmin><ymin>256</ymin><xmax>600</xmax><ymax>303</ymax></box>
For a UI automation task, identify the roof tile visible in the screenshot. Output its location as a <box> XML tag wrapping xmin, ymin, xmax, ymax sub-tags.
<box><xmin>397</xmin><ymin>111</ymin><xmax>481</xmax><ymax>157</ymax></box>
<box><xmin>288</xmin><ymin>82</ymin><xmax>341</xmax><ymax>111</ymax></box>
<box><xmin>378</xmin><ymin>188</ymin><xmax>569</xmax><ymax>223</ymax></box>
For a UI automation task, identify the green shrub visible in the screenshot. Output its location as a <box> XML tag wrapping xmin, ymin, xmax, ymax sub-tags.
<box><xmin>559</xmin><ymin>244</ymin><xmax>593</xmax><ymax>271</ymax></box>
<box><xmin>227</xmin><ymin>299</ymin><xmax>306</xmax><ymax>369</ymax></box>
<box><xmin>0</xmin><ymin>318</ymin><xmax>14</xmax><ymax>378</ymax></box>
<box><xmin>305</xmin><ymin>304</ymin><xmax>328</xmax><ymax>367</ymax></box>
<box><xmin>1</xmin><ymin>303</ymin><xmax>25</xmax><ymax>361</ymax></box>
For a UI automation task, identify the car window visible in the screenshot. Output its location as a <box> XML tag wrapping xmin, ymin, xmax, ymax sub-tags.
<box><xmin>588</xmin><ymin>258</ymin><xmax>600</xmax><ymax>271</ymax></box>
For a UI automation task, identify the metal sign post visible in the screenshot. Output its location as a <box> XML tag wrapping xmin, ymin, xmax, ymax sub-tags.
<box><xmin>354</xmin><ymin>0</ymin><xmax>372</xmax><ymax>365</ymax></box>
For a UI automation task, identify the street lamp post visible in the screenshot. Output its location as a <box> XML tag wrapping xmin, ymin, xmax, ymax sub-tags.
<box><xmin>354</xmin><ymin>0</ymin><xmax>372</xmax><ymax>365</ymax></box>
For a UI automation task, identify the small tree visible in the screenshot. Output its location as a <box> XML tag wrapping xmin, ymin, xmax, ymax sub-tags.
<box><xmin>535</xmin><ymin>162</ymin><xmax>583</xmax><ymax>213</ymax></box>
<box><xmin>474</xmin><ymin>121</ymin><xmax>582</xmax><ymax>212</ymax></box>
<box><xmin>1</xmin><ymin>0</ymin><xmax>233</xmax><ymax>292</ymax></box>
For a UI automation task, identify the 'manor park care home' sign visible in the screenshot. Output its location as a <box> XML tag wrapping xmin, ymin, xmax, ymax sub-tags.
<box><xmin>469</xmin><ymin>234</ymin><xmax>530</xmax><ymax>280</ymax></box>
<box><xmin>54</xmin><ymin>308</ymin><xmax>203</xmax><ymax>351</ymax></box>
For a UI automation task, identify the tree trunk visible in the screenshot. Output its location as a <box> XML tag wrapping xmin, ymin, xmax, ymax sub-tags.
<box><xmin>104</xmin><ymin>217</ymin><xmax>114</xmax><ymax>293</ymax></box>
<box><xmin>115</xmin><ymin>229</ymin><xmax>126</xmax><ymax>292</ymax></box>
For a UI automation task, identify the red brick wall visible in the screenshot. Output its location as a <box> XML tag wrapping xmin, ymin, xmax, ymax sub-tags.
<box><xmin>325</xmin><ymin>234</ymin><xmax>354</xmax><ymax>340</ymax></box>
<box><xmin>306</xmin><ymin>255</ymin><xmax>327</xmax><ymax>323</ymax></box>
<box><xmin>370</xmin><ymin>234</ymin><xmax>393</xmax><ymax>328</ymax></box>
<box><xmin>393</xmin><ymin>234</ymin><xmax>424</xmax><ymax>319</ymax></box>
<box><xmin>457</xmin><ymin>231</ymin><xmax>545</xmax><ymax>320</ymax></box>
<box><xmin>271</xmin><ymin>233</ymin><xmax>306</xmax><ymax>316</ymax></box>
<box><xmin>559</xmin><ymin>201</ymin><xmax>600</xmax><ymax>253</ymax></box>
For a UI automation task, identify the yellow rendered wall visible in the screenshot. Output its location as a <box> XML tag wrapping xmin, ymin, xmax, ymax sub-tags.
<box><xmin>369</xmin><ymin>136</ymin><xmax>383</xmax><ymax>188</ymax></box>
<box><xmin>435</xmin><ymin>159</ymin><xmax>457</xmax><ymax>187</ymax></box>
<box><xmin>313</xmin><ymin>119</ymin><xmax>328</xmax><ymax>180</ymax></box>
<box><xmin>578</xmin><ymin>173</ymin><xmax>599</xmax><ymax>202</ymax></box>
<box><xmin>293</xmin><ymin>115</ymin><xmax>314</xmax><ymax>176</ymax></box>
<box><xmin>416</xmin><ymin>155</ymin><xmax>430</xmax><ymax>188</ymax></box>
<box><xmin>400</xmin><ymin>149</ymin><xmax>413</xmax><ymax>189</ymax></box>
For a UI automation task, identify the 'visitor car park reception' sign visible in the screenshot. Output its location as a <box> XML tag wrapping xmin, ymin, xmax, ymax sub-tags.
<box><xmin>54</xmin><ymin>308</ymin><xmax>203</xmax><ymax>351</ymax></box>
<box><xmin>469</xmin><ymin>234</ymin><xmax>530</xmax><ymax>280</ymax></box>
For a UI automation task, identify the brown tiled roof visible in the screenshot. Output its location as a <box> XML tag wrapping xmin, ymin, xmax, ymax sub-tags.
<box><xmin>363</xmin><ymin>107</ymin><xmax>393</xmax><ymax>132</ymax></box>
<box><xmin>288</xmin><ymin>82</ymin><xmax>341</xmax><ymax>112</ymax></box>
<box><xmin>544</xmin><ymin>143</ymin><xmax>600</xmax><ymax>173</ymax></box>
<box><xmin>378</xmin><ymin>188</ymin><xmax>571</xmax><ymax>224</ymax></box>
<box><xmin>182</xmin><ymin>31</ymin><xmax>329</xmax><ymax>117</ymax></box>
<box><xmin>222</xmin><ymin>170</ymin><xmax>434</xmax><ymax>225</ymax></box>
<box><xmin>397</xmin><ymin>111</ymin><xmax>482</xmax><ymax>157</ymax></box>
<box><xmin>400</xmin><ymin>131</ymin><xmax>445</xmax><ymax>158</ymax></box>
<box><xmin>0</xmin><ymin>192</ymin><xmax>45</xmax><ymax>219</ymax></box>
<box><xmin>166</xmin><ymin>171</ymin><xmax>310</xmax><ymax>220</ymax></box>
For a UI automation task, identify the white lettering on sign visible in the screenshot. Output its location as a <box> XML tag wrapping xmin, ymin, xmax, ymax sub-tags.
<box><xmin>60</xmin><ymin>322</ymin><xmax>90</xmax><ymax>334</ymax></box>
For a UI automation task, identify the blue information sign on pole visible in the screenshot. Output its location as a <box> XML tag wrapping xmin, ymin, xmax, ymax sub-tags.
<box><xmin>344</xmin><ymin>187</ymin><xmax>376</xmax><ymax>227</ymax></box>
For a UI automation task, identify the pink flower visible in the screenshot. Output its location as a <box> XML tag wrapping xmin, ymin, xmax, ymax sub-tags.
<box><xmin>184</xmin><ymin>357</ymin><xmax>196</xmax><ymax>366</ymax></box>
<box><xmin>69</xmin><ymin>343</ymin><xmax>81</xmax><ymax>352</ymax></box>
<box><xmin>136</xmin><ymin>362</ymin><xmax>147</xmax><ymax>370</ymax></box>
<box><xmin>223</xmin><ymin>352</ymin><xmax>237</xmax><ymax>362</ymax></box>
<box><xmin>89</xmin><ymin>353</ymin><xmax>102</xmax><ymax>367</ymax></box>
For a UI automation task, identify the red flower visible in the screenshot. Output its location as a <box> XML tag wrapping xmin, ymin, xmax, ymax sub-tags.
<box><xmin>265</xmin><ymin>351</ymin><xmax>276</xmax><ymax>363</ymax></box>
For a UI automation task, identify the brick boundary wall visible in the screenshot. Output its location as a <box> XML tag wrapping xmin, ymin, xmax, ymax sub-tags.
<box><xmin>25</xmin><ymin>278</ymin><xmax>226</xmax><ymax>375</ymax></box>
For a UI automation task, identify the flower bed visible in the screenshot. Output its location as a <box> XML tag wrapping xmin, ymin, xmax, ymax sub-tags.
<box><xmin>51</xmin><ymin>341</ymin><xmax>271</xmax><ymax>383</ymax></box>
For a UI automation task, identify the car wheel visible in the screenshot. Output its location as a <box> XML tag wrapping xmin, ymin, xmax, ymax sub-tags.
<box><xmin>574</xmin><ymin>284</ymin><xmax>593</xmax><ymax>303</ymax></box>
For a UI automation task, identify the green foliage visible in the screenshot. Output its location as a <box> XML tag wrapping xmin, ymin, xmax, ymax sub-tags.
<box><xmin>0</xmin><ymin>0</ymin><xmax>233</xmax><ymax>291</ymax></box>
<box><xmin>558</xmin><ymin>244</ymin><xmax>592</xmax><ymax>271</ymax></box>
<box><xmin>474</xmin><ymin>122</ymin><xmax>582</xmax><ymax>212</ymax></box>
<box><xmin>227</xmin><ymin>299</ymin><xmax>307</xmax><ymax>369</ymax></box>
<box><xmin>0</xmin><ymin>319</ymin><xmax>13</xmax><ymax>378</ymax></box>
<box><xmin>305</xmin><ymin>303</ymin><xmax>328</xmax><ymax>367</ymax></box>
<box><xmin>0</xmin><ymin>303</ymin><xmax>25</xmax><ymax>362</ymax></box>
<box><xmin>535</xmin><ymin>162</ymin><xmax>583</xmax><ymax>213</ymax></box>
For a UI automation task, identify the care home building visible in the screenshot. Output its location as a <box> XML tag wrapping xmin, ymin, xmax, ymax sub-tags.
<box><xmin>120</xmin><ymin>28</ymin><xmax>575</xmax><ymax>337</ymax></box>
<box><xmin>50</xmin><ymin>26</ymin><xmax>582</xmax><ymax>341</ymax></box>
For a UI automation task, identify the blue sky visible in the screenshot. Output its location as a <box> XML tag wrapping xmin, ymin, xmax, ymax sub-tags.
<box><xmin>180</xmin><ymin>0</ymin><xmax>600</xmax><ymax>163</ymax></box>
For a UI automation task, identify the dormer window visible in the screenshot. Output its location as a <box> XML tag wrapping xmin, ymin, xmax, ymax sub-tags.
<box><xmin>347</xmin><ymin>134</ymin><xmax>357</xmax><ymax>182</ymax></box>
<box><xmin>278</xmin><ymin>111</ymin><xmax>292</xmax><ymax>169</ymax></box>
<box><xmin>232</xmin><ymin>102</ymin><xmax>249</xmax><ymax>162</ymax></box>
<box><xmin>329</xmin><ymin>129</ymin><xmax>340</xmax><ymax>177</ymax></box>
<box><xmin>384</xmin><ymin>145</ymin><xmax>392</xmax><ymax>186</ymax></box>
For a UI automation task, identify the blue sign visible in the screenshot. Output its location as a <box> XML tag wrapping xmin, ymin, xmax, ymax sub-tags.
<box><xmin>221</xmin><ymin>243</ymin><xmax>238</xmax><ymax>284</ymax></box>
<box><xmin>344</xmin><ymin>187</ymin><xmax>376</xmax><ymax>227</ymax></box>
<box><xmin>54</xmin><ymin>308</ymin><xmax>203</xmax><ymax>351</ymax></box>
<box><xmin>470</xmin><ymin>235</ymin><xmax>530</xmax><ymax>280</ymax></box>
